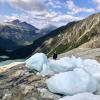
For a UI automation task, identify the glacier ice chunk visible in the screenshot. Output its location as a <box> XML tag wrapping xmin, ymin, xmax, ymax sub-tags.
<box><xmin>80</xmin><ymin>59</ymin><xmax>100</xmax><ymax>83</ymax></box>
<box><xmin>49</xmin><ymin>57</ymin><xmax>75</xmax><ymax>73</ymax></box>
<box><xmin>59</xmin><ymin>93</ymin><xmax>100</xmax><ymax>100</ymax></box>
<box><xmin>46</xmin><ymin>68</ymin><xmax>98</xmax><ymax>95</ymax></box>
<box><xmin>25</xmin><ymin>53</ymin><xmax>48</xmax><ymax>72</ymax></box>
<box><xmin>40</xmin><ymin>63</ymin><xmax>54</xmax><ymax>76</ymax></box>
<box><xmin>25</xmin><ymin>53</ymin><xmax>100</xmax><ymax>80</ymax></box>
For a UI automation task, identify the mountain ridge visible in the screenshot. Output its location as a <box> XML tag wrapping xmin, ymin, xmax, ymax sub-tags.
<box><xmin>0</xmin><ymin>19</ymin><xmax>40</xmax><ymax>52</ymax></box>
<box><xmin>33</xmin><ymin>13</ymin><xmax>100</xmax><ymax>56</ymax></box>
<box><xmin>0</xmin><ymin>13</ymin><xmax>100</xmax><ymax>59</ymax></box>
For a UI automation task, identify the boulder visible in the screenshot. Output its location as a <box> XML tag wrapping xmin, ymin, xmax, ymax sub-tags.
<box><xmin>38</xmin><ymin>88</ymin><xmax>61</xmax><ymax>100</ymax></box>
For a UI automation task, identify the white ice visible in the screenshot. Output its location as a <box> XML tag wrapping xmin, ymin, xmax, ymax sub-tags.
<box><xmin>25</xmin><ymin>53</ymin><xmax>48</xmax><ymax>72</ymax></box>
<box><xmin>48</xmin><ymin>57</ymin><xmax>75</xmax><ymax>73</ymax></box>
<box><xmin>25</xmin><ymin>53</ymin><xmax>100</xmax><ymax>95</ymax></box>
<box><xmin>25</xmin><ymin>53</ymin><xmax>100</xmax><ymax>81</ymax></box>
<box><xmin>46</xmin><ymin>68</ymin><xmax>98</xmax><ymax>95</ymax></box>
<box><xmin>81</xmin><ymin>59</ymin><xmax>100</xmax><ymax>83</ymax></box>
<box><xmin>59</xmin><ymin>93</ymin><xmax>100</xmax><ymax>100</ymax></box>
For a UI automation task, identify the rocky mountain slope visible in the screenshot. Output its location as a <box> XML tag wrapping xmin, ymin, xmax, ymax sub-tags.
<box><xmin>59</xmin><ymin>48</ymin><xmax>100</xmax><ymax>62</ymax></box>
<box><xmin>0</xmin><ymin>20</ymin><xmax>58</xmax><ymax>59</ymax></box>
<box><xmin>9</xmin><ymin>22</ymin><xmax>76</xmax><ymax>58</ymax></box>
<box><xmin>1</xmin><ymin>13</ymin><xmax>100</xmax><ymax>59</ymax></box>
<box><xmin>0</xmin><ymin>20</ymin><xmax>39</xmax><ymax>52</ymax></box>
<box><xmin>9</xmin><ymin>13</ymin><xmax>100</xmax><ymax>59</ymax></box>
<box><xmin>33</xmin><ymin>13</ymin><xmax>100</xmax><ymax>56</ymax></box>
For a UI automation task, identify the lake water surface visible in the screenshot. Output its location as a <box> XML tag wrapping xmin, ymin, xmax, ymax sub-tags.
<box><xmin>0</xmin><ymin>59</ymin><xmax>25</xmax><ymax>67</ymax></box>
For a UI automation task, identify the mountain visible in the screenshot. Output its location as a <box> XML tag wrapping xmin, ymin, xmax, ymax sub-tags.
<box><xmin>39</xmin><ymin>24</ymin><xmax>57</xmax><ymax>35</ymax></box>
<box><xmin>0</xmin><ymin>19</ymin><xmax>40</xmax><ymax>52</ymax></box>
<box><xmin>8</xmin><ymin>23</ymin><xmax>70</xmax><ymax>58</ymax></box>
<box><xmin>9</xmin><ymin>13</ymin><xmax>100</xmax><ymax>58</ymax></box>
<box><xmin>0</xmin><ymin>13</ymin><xmax>100</xmax><ymax>59</ymax></box>
<box><xmin>32</xmin><ymin>13</ymin><xmax>100</xmax><ymax>56</ymax></box>
<box><xmin>11</xmin><ymin>20</ymin><xmax>38</xmax><ymax>31</ymax></box>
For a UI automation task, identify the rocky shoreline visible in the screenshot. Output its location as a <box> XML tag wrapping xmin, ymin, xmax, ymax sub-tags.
<box><xmin>0</xmin><ymin>48</ymin><xmax>100</xmax><ymax>100</ymax></box>
<box><xmin>0</xmin><ymin>63</ymin><xmax>61</xmax><ymax>100</ymax></box>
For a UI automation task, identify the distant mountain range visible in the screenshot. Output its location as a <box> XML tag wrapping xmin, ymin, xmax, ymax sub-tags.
<box><xmin>0</xmin><ymin>13</ymin><xmax>100</xmax><ymax>59</ymax></box>
<box><xmin>39</xmin><ymin>24</ymin><xmax>57</xmax><ymax>35</ymax></box>
<box><xmin>0</xmin><ymin>19</ymin><xmax>40</xmax><ymax>51</ymax></box>
<box><xmin>0</xmin><ymin>20</ymin><xmax>56</xmax><ymax>52</ymax></box>
<box><xmin>10</xmin><ymin>19</ymin><xmax>38</xmax><ymax>31</ymax></box>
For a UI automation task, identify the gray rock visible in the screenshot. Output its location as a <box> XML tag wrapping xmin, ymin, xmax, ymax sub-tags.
<box><xmin>20</xmin><ymin>84</ymin><xmax>34</xmax><ymax>95</ymax></box>
<box><xmin>2</xmin><ymin>89</ymin><xmax>12</xmax><ymax>100</ymax></box>
<box><xmin>38</xmin><ymin>88</ymin><xmax>61</xmax><ymax>100</ymax></box>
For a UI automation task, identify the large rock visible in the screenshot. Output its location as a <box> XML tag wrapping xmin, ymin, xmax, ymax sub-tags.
<box><xmin>2</xmin><ymin>89</ymin><xmax>12</xmax><ymax>100</ymax></box>
<box><xmin>59</xmin><ymin>93</ymin><xmax>100</xmax><ymax>100</ymax></box>
<box><xmin>46</xmin><ymin>68</ymin><xmax>98</xmax><ymax>95</ymax></box>
<box><xmin>25</xmin><ymin>53</ymin><xmax>48</xmax><ymax>72</ymax></box>
<box><xmin>38</xmin><ymin>88</ymin><xmax>61</xmax><ymax>100</ymax></box>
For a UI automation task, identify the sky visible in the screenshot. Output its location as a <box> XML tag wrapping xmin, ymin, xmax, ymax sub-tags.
<box><xmin>0</xmin><ymin>0</ymin><xmax>100</xmax><ymax>29</ymax></box>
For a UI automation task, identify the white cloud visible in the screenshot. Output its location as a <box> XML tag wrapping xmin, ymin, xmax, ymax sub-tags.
<box><xmin>47</xmin><ymin>0</ymin><xmax>62</xmax><ymax>8</ymax></box>
<box><xmin>93</xmin><ymin>0</ymin><xmax>100</xmax><ymax>4</ymax></box>
<box><xmin>8</xmin><ymin>0</ymin><xmax>46</xmax><ymax>11</ymax></box>
<box><xmin>0</xmin><ymin>0</ymin><xmax>84</xmax><ymax>29</ymax></box>
<box><xmin>0</xmin><ymin>12</ymin><xmax>82</xmax><ymax>29</ymax></box>
<box><xmin>29</xmin><ymin>11</ymin><xmax>82</xmax><ymax>28</ymax></box>
<box><xmin>93</xmin><ymin>0</ymin><xmax>100</xmax><ymax>10</ymax></box>
<box><xmin>66</xmin><ymin>0</ymin><xmax>95</xmax><ymax>15</ymax></box>
<box><xmin>50</xmin><ymin>14</ymin><xmax>83</xmax><ymax>27</ymax></box>
<box><xmin>0</xmin><ymin>13</ymin><xmax>29</xmax><ymax>23</ymax></box>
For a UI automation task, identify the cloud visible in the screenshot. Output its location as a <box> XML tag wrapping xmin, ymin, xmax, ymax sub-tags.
<box><xmin>50</xmin><ymin>14</ymin><xmax>82</xmax><ymax>26</ymax></box>
<box><xmin>7</xmin><ymin>0</ymin><xmax>47</xmax><ymax>12</ymax></box>
<box><xmin>47</xmin><ymin>0</ymin><xmax>62</xmax><ymax>8</ymax></box>
<box><xmin>0</xmin><ymin>12</ymin><xmax>82</xmax><ymax>29</ymax></box>
<box><xmin>0</xmin><ymin>13</ymin><xmax>29</xmax><ymax>23</ymax></box>
<box><xmin>93</xmin><ymin>0</ymin><xmax>100</xmax><ymax>10</ymax></box>
<box><xmin>66</xmin><ymin>0</ymin><xmax>95</xmax><ymax>15</ymax></box>
<box><xmin>0</xmin><ymin>0</ymin><xmax>84</xmax><ymax>29</ymax></box>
